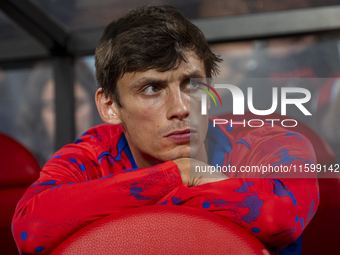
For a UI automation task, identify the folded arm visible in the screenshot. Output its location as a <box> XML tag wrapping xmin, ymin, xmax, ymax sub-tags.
<box><xmin>157</xmin><ymin>132</ymin><xmax>319</xmax><ymax>250</ymax></box>
<box><xmin>12</xmin><ymin>154</ymin><xmax>181</xmax><ymax>254</ymax></box>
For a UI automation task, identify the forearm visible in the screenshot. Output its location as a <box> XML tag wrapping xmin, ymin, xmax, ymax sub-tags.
<box><xmin>156</xmin><ymin>177</ymin><xmax>319</xmax><ymax>250</ymax></box>
<box><xmin>12</xmin><ymin>161</ymin><xmax>181</xmax><ymax>254</ymax></box>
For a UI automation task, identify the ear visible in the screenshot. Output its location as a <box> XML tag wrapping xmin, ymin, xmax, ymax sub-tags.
<box><xmin>95</xmin><ymin>88</ymin><xmax>122</xmax><ymax>125</ymax></box>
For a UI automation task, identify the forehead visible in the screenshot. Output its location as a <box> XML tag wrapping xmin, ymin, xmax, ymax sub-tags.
<box><xmin>118</xmin><ymin>51</ymin><xmax>205</xmax><ymax>89</ymax></box>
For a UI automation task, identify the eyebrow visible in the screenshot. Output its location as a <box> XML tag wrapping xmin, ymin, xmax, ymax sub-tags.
<box><xmin>131</xmin><ymin>77</ymin><xmax>164</xmax><ymax>89</ymax></box>
<box><xmin>130</xmin><ymin>70</ymin><xmax>205</xmax><ymax>90</ymax></box>
<box><xmin>182</xmin><ymin>70</ymin><xmax>206</xmax><ymax>80</ymax></box>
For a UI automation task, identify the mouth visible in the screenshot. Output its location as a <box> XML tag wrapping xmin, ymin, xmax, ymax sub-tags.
<box><xmin>164</xmin><ymin>129</ymin><xmax>197</xmax><ymax>143</ymax></box>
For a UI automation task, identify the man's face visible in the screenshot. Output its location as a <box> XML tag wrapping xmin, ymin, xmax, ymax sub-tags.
<box><xmin>114</xmin><ymin>51</ymin><xmax>209</xmax><ymax>168</ymax></box>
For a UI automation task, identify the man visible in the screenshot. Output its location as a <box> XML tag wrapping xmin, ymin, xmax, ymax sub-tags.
<box><xmin>13</xmin><ymin>5</ymin><xmax>318</xmax><ymax>254</ymax></box>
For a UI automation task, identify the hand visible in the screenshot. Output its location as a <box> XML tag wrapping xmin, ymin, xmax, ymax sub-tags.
<box><xmin>172</xmin><ymin>158</ymin><xmax>229</xmax><ymax>186</ymax></box>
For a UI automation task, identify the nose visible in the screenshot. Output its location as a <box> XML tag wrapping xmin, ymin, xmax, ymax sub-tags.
<box><xmin>166</xmin><ymin>87</ymin><xmax>190</xmax><ymax>120</ymax></box>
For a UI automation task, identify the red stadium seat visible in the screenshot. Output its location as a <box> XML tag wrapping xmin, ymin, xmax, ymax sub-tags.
<box><xmin>302</xmin><ymin>178</ymin><xmax>340</xmax><ymax>255</ymax></box>
<box><xmin>51</xmin><ymin>205</ymin><xmax>269</xmax><ymax>255</ymax></box>
<box><xmin>0</xmin><ymin>133</ymin><xmax>40</xmax><ymax>254</ymax></box>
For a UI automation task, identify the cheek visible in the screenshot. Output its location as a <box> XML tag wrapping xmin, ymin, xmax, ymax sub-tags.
<box><xmin>123</xmin><ymin>103</ymin><xmax>164</xmax><ymax>129</ymax></box>
<box><xmin>122</xmin><ymin>106</ymin><xmax>165</xmax><ymax>143</ymax></box>
<box><xmin>190</xmin><ymin>98</ymin><xmax>205</xmax><ymax>120</ymax></box>
<box><xmin>129</xmin><ymin>114</ymin><xmax>160</xmax><ymax>137</ymax></box>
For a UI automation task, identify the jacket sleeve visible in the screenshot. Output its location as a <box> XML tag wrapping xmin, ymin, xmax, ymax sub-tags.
<box><xmin>156</xmin><ymin>131</ymin><xmax>319</xmax><ymax>250</ymax></box>
<box><xmin>12</xmin><ymin>147</ymin><xmax>182</xmax><ymax>255</ymax></box>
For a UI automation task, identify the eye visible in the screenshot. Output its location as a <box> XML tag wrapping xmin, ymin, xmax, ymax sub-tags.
<box><xmin>142</xmin><ymin>85</ymin><xmax>161</xmax><ymax>95</ymax></box>
<box><xmin>189</xmin><ymin>82</ymin><xmax>198</xmax><ymax>89</ymax></box>
<box><xmin>186</xmin><ymin>81</ymin><xmax>202</xmax><ymax>91</ymax></box>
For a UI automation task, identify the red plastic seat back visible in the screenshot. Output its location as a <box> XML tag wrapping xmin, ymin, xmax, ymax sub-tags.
<box><xmin>301</xmin><ymin>178</ymin><xmax>340</xmax><ymax>255</ymax></box>
<box><xmin>52</xmin><ymin>206</ymin><xmax>269</xmax><ymax>255</ymax></box>
<box><xmin>0</xmin><ymin>133</ymin><xmax>40</xmax><ymax>254</ymax></box>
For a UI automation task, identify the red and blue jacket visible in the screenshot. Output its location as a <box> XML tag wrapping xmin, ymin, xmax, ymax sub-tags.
<box><xmin>12</xmin><ymin>119</ymin><xmax>319</xmax><ymax>254</ymax></box>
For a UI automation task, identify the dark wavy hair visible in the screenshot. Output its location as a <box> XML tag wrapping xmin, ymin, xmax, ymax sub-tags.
<box><xmin>16</xmin><ymin>61</ymin><xmax>102</xmax><ymax>166</ymax></box>
<box><xmin>95</xmin><ymin>5</ymin><xmax>221</xmax><ymax>107</ymax></box>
